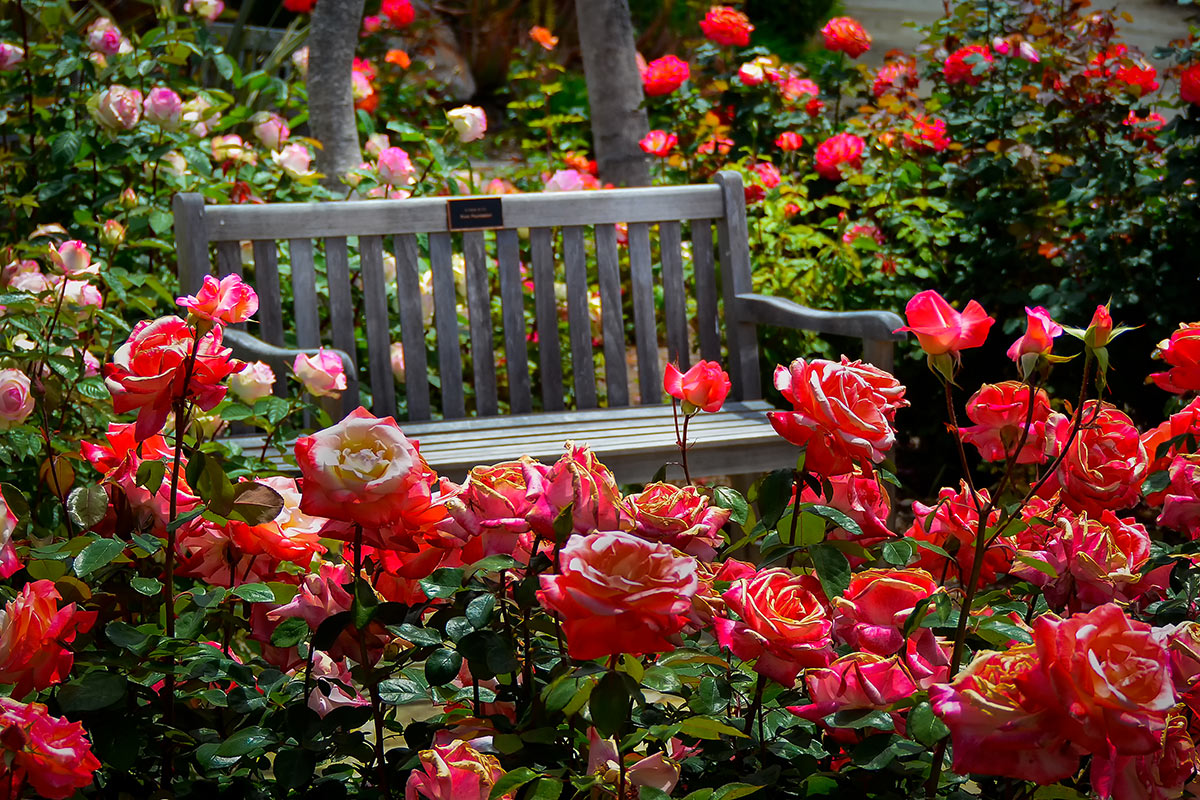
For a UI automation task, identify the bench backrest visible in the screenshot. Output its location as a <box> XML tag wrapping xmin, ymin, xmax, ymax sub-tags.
<box><xmin>175</xmin><ymin>171</ymin><xmax>768</xmax><ymax>423</ymax></box>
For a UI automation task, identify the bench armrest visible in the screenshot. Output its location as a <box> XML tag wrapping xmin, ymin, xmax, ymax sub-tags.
<box><xmin>222</xmin><ymin>329</ymin><xmax>356</xmax><ymax>377</ymax></box>
<box><xmin>733</xmin><ymin>293</ymin><xmax>907</xmax><ymax>342</ymax></box>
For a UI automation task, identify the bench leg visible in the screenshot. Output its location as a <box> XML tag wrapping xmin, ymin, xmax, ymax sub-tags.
<box><xmin>863</xmin><ymin>338</ymin><xmax>895</xmax><ymax>374</ymax></box>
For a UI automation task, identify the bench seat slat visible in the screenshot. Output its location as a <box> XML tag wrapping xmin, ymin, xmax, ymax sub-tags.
<box><xmin>562</xmin><ymin>225</ymin><xmax>597</xmax><ymax>409</ymax></box>
<box><xmin>429</xmin><ymin>231</ymin><xmax>466</xmax><ymax>419</ymax></box>
<box><xmin>393</xmin><ymin>234</ymin><xmax>431</xmax><ymax>420</ymax></box>
<box><xmin>463</xmin><ymin>230</ymin><xmax>498</xmax><ymax>416</ymax></box>
<box><xmin>496</xmin><ymin>229</ymin><xmax>532</xmax><ymax>414</ymax></box>
<box><xmin>530</xmin><ymin>228</ymin><xmax>565</xmax><ymax>412</ymax></box>
<box><xmin>594</xmin><ymin>224</ymin><xmax>629</xmax><ymax>407</ymax></box>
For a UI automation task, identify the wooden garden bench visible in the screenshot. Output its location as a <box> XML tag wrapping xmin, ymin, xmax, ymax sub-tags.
<box><xmin>173</xmin><ymin>171</ymin><xmax>905</xmax><ymax>482</ymax></box>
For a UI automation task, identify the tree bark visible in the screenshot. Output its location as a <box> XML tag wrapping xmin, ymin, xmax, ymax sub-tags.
<box><xmin>308</xmin><ymin>0</ymin><xmax>367</xmax><ymax>189</ymax></box>
<box><xmin>574</xmin><ymin>0</ymin><xmax>651</xmax><ymax>187</ymax></box>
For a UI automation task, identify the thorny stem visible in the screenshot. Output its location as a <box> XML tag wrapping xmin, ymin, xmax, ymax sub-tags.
<box><xmin>671</xmin><ymin>400</ymin><xmax>694</xmax><ymax>484</ymax></box>
<box><xmin>785</xmin><ymin>470</ymin><xmax>803</xmax><ymax>569</ymax></box>
<box><xmin>743</xmin><ymin>672</ymin><xmax>767</xmax><ymax>735</ymax></box>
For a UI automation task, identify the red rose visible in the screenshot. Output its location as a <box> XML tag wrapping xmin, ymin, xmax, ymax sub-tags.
<box><xmin>642</xmin><ymin>55</ymin><xmax>690</xmax><ymax>96</ymax></box>
<box><xmin>788</xmin><ymin>652</ymin><xmax>915</xmax><ymax>727</ymax></box>
<box><xmin>821</xmin><ymin>17</ymin><xmax>871</xmax><ymax>59</ymax></box>
<box><xmin>626</xmin><ymin>482</ymin><xmax>731</xmax><ymax>560</ymax></box>
<box><xmin>775</xmin><ymin>131</ymin><xmax>803</xmax><ymax>151</ymax></box>
<box><xmin>1181</xmin><ymin>63</ymin><xmax>1200</xmax><ymax>104</ymax></box>
<box><xmin>1158</xmin><ymin>453</ymin><xmax>1200</xmax><ymax>540</ymax></box>
<box><xmin>104</xmin><ymin>316</ymin><xmax>243</xmax><ymax>441</ymax></box>
<box><xmin>832</xmin><ymin>568</ymin><xmax>941</xmax><ymax>655</ymax></box>
<box><xmin>698</xmin><ymin>5</ymin><xmax>753</xmax><ymax>47</ymax></box>
<box><xmin>663</xmin><ymin>360</ymin><xmax>731</xmax><ymax>412</ymax></box>
<box><xmin>0</xmin><ymin>580</ymin><xmax>96</xmax><ymax>697</ymax></box>
<box><xmin>639</xmin><ymin>129</ymin><xmax>678</xmax><ymax>157</ymax></box>
<box><xmin>944</xmin><ymin>44</ymin><xmax>994</xmax><ymax>85</ymax></box>
<box><xmin>1046</xmin><ymin>402</ymin><xmax>1147</xmax><ymax>514</ymax></box>
<box><xmin>1087</xmin><ymin>303</ymin><xmax>1114</xmax><ymax>347</ymax></box>
<box><xmin>0</xmin><ymin>698</ymin><xmax>101</xmax><ymax>799</ymax></box>
<box><xmin>902</xmin><ymin>113</ymin><xmax>950</xmax><ymax>153</ymax></box>
<box><xmin>873</xmin><ymin>57</ymin><xmax>918</xmax><ymax>97</ymax></box>
<box><xmin>896</xmin><ymin>289</ymin><xmax>994</xmax><ymax>357</ymax></box>
<box><xmin>1150</xmin><ymin>322</ymin><xmax>1200</xmax><ymax>394</ymax></box>
<box><xmin>813</xmin><ymin>132</ymin><xmax>864</xmax><ymax>180</ymax></box>
<box><xmin>538</xmin><ymin>530</ymin><xmax>698</xmax><ymax>660</ymax></box>
<box><xmin>380</xmin><ymin>0</ymin><xmax>414</xmax><ymax>27</ymax></box>
<box><xmin>957</xmin><ymin>380</ymin><xmax>1064</xmax><ymax>464</ymax></box>
<box><xmin>176</xmin><ymin>273</ymin><xmax>258</xmax><ymax>325</ymax></box>
<box><xmin>282</xmin><ymin>0</ymin><xmax>316</xmax><ymax>11</ymax></box>
<box><xmin>908</xmin><ymin>482</ymin><xmax>1010</xmax><ymax>588</ymax></box>
<box><xmin>768</xmin><ymin>356</ymin><xmax>907</xmax><ymax>476</ymax></box>
<box><xmin>714</xmin><ymin>568</ymin><xmax>833</xmax><ymax>686</ymax></box>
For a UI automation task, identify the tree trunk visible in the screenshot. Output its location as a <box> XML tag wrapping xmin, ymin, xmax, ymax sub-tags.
<box><xmin>308</xmin><ymin>0</ymin><xmax>367</xmax><ymax>189</ymax></box>
<box><xmin>574</xmin><ymin>0</ymin><xmax>651</xmax><ymax>187</ymax></box>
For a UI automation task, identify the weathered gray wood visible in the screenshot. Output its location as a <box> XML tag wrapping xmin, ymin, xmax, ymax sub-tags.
<box><xmin>562</xmin><ymin>226</ymin><xmax>597</xmax><ymax>409</ymax></box>
<box><xmin>216</xmin><ymin>240</ymin><xmax>243</xmax><ymax>279</ymax></box>
<box><xmin>429</xmin><ymin>232</ymin><xmax>466</xmax><ymax>419</ymax></box>
<box><xmin>690</xmin><ymin>220</ymin><xmax>721</xmax><ymax>363</ymax></box>
<box><xmin>530</xmin><ymin>228</ymin><xmax>564</xmax><ymax>412</ymax></box>
<box><xmin>463</xmin><ymin>231</ymin><xmax>498</xmax><ymax>416</ymax></box>
<box><xmin>659</xmin><ymin>221</ymin><xmax>688</xmax><ymax>369</ymax></box>
<box><xmin>323</xmin><ymin>236</ymin><xmax>359</xmax><ymax>417</ymax></box>
<box><xmin>173</xmin><ymin>193</ymin><xmax>210</xmax><ymax>296</ymax></box>
<box><xmin>393</xmin><ymin>234</ymin><xmax>431</xmax><ymax>421</ymax></box>
<box><xmin>593</xmin><ymin>224</ymin><xmax>629</xmax><ymax>407</ymax></box>
<box><xmin>251</xmin><ymin>240</ymin><xmax>284</xmax><ymax>347</ymax></box>
<box><xmin>715</xmin><ymin>171</ymin><xmax>760</xmax><ymax>401</ymax></box>
<box><xmin>359</xmin><ymin>235</ymin><xmax>396</xmax><ymax>417</ymax></box>
<box><xmin>627</xmin><ymin>222</ymin><xmax>660</xmax><ymax>405</ymax></box>
<box><xmin>288</xmin><ymin>239</ymin><xmax>320</xmax><ymax>349</ymax></box>
<box><xmin>863</xmin><ymin>338</ymin><xmax>896</xmax><ymax>374</ymax></box>
<box><xmin>202</xmin><ymin>185</ymin><xmax>724</xmax><ymax>241</ymax></box>
<box><xmin>733</xmin><ymin>294</ymin><xmax>907</xmax><ymax>341</ymax></box>
<box><xmin>496</xmin><ymin>229</ymin><xmax>532</xmax><ymax>414</ymax></box>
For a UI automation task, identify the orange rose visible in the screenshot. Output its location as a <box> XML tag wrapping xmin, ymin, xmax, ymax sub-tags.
<box><xmin>1047</xmin><ymin>402</ymin><xmax>1147</xmax><ymax>515</ymax></box>
<box><xmin>626</xmin><ymin>482</ymin><xmax>731</xmax><ymax>560</ymax></box>
<box><xmin>0</xmin><ymin>580</ymin><xmax>96</xmax><ymax>697</ymax></box>
<box><xmin>832</xmin><ymin>568</ymin><xmax>941</xmax><ymax>655</ymax></box>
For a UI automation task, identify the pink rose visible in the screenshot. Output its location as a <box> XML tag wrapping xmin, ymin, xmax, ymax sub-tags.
<box><xmin>0</xmin><ymin>369</ymin><xmax>34</xmax><ymax>429</ymax></box>
<box><xmin>714</xmin><ymin>568</ymin><xmax>833</xmax><ymax>685</ymax></box>
<box><xmin>1150</xmin><ymin>322</ymin><xmax>1200</xmax><ymax>394</ymax></box>
<box><xmin>377</xmin><ymin>146</ymin><xmax>415</xmax><ymax>187</ymax></box>
<box><xmin>52</xmin><ymin>240</ymin><xmax>96</xmax><ymax>277</ymax></box>
<box><xmin>295</xmin><ymin>407</ymin><xmax>447</xmax><ymax>534</ymax></box>
<box><xmin>1158</xmin><ymin>453</ymin><xmax>1200</xmax><ymax>540</ymax></box>
<box><xmin>177</xmin><ymin>273</ymin><xmax>259</xmax><ymax>325</ymax></box>
<box><xmin>404</xmin><ymin>740</ymin><xmax>510</xmax><ymax>800</ymax></box>
<box><xmin>435</xmin><ymin>458</ymin><xmax>545</xmax><ymax>562</ymax></box>
<box><xmin>100</xmin><ymin>219</ymin><xmax>125</xmax><ymax>247</ymax></box>
<box><xmin>390</xmin><ymin>341</ymin><xmax>405</xmax><ymax>382</ymax></box>
<box><xmin>272</xmin><ymin>143</ymin><xmax>313</xmax><ymax>178</ymax></box>
<box><xmin>538</xmin><ymin>530</ymin><xmax>698</xmax><ymax>660</ymax></box>
<box><xmin>0</xmin><ymin>698</ymin><xmax>101</xmax><ymax>800</ymax></box>
<box><xmin>292</xmin><ymin>349</ymin><xmax>347</xmax><ymax>397</ymax></box>
<box><xmin>143</xmin><ymin>87</ymin><xmax>183</xmax><ymax>129</ymax></box>
<box><xmin>1046</xmin><ymin>401</ymin><xmax>1147</xmax><ymax>514</ymax></box>
<box><xmin>91</xmin><ymin>85</ymin><xmax>142</xmax><ymax>130</ymax></box>
<box><xmin>957</xmin><ymin>381</ymin><xmax>1063</xmax><ymax>464</ymax></box>
<box><xmin>446</xmin><ymin>105</ymin><xmax>487</xmax><ymax>143</ymax></box>
<box><xmin>0</xmin><ymin>43</ymin><xmax>25</xmax><ymax>70</ymax></box>
<box><xmin>662</xmin><ymin>360</ymin><xmax>731</xmax><ymax>412</ymax></box>
<box><xmin>832</xmin><ymin>568</ymin><xmax>941</xmax><ymax>655</ymax></box>
<box><xmin>626</xmin><ymin>482</ymin><xmax>731</xmax><ymax>560</ymax></box>
<box><xmin>897</xmin><ymin>289</ymin><xmax>995</xmax><ymax>357</ymax></box>
<box><xmin>586</xmin><ymin>728</ymin><xmax>689</xmax><ymax>795</ymax></box>
<box><xmin>944</xmin><ymin>44</ymin><xmax>994</xmax><ymax>85</ymax></box>
<box><xmin>0</xmin><ymin>488</ymin><xmax>20</xmax><ymax>579</ymax></box>
<box><xmin>543</xmin><ymin>168</ymin><xmax>587</xmax><ymax>192</ymax></box>
<box><xmin>307</xmin><ymin>651</ymin><xmax>368</xmax><ymax>718</ymax></box>
<box><xmin>1006</xmin><ymin>305</ymin><xmax>1062</xmax><ymax>366</ymax></box>
<box><xmin>0</xmin><ymin>580</ymin><xmax>96</xmax><ymax>697</ymax></box>
<box><xmin>798</xmin><ymin>467</ymin><xmax>893</xmax><ymax>548</ymax></box>
<box><xmin>907</xmin><ymin>482</ymin><xmax>1010</xmax><ymax>588</ymax></box>
<box><xmin>813</xmin><ymin>132</ymin><xmax>864</xmax><ymax>181</ymax></box>
<box><xmin>525</xmin><ymin>444</ymin><xmax>632</xmax><ymax>539</ymax></box>
<box><xmin>639</xmin><ymin>129</ymin><xmax>678</xmax><ymax>157</ymax></box>
<box><xmin>85</xmin><ymin>18</ymin><xmax>129</xmax><ymax>55</ymax></box>
<box><xmin>251</xmin><ymin>112</ymin><xmax>290</xmax><ymax>150</ymax></box>
<box><xmin>1089</xmin><ymin>714</ymin><xmax>1197</xmax><ymax>800</ymax></box>
<box><xmin>184</xmin><ymin>0</ymin><xmax>224</xmax><ymax>21</ymax></box>
<box><xmin>229</xmin><ymin>360</ymin><xmax>276</xmax><ymax>403</ymax></box>
<box><xmin>641</xmin><ymin>55</ymin><xmax>690</xmax><ymax>96</ymax></box>
<box><xmin>788</xmin><ymin>652</ymin><xmax>915</xmax><ymax>728</ymax></box>
<box><xmin>768</xmin><ymin>356</ymin><xmax>907</xmax><ymax>476</ymax></box>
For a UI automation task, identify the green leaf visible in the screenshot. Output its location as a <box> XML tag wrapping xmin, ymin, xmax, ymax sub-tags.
<box><xmin>975</xmin><ymin>616</ymin><xmax>1033</xmax><ymax>645</ymax></box>
<box><xmin>58</xmin><ymin>672</ymin><xmax>126</xmax><ymax>712</ymax></box>
<box><xmin>166</xmin><ymin>507</ymin><xmax>206</xmax><ymax>534</ymax></box>
<box><xmin>135</xmin><ymin>459</ymin><xmax>166</xmax><ymax>492</ymax></box>
<box><xmin>526</xmin><ymin>777</ymin><xmax>563</xmax><ymax>800</ymax></box>
<box><xmin>810</xmin><ymin>543</ymin><xmax>851</xmax><ymax>599</ymax></box>
<box><xmin>50</xmin><ymin>131</ymin><xmax>81</xmax><ymax>166</ymax></box>
<box><xmin>466</xmin><ymin>594</ymin><xmax>495</xmax><ymax>628</ymax></box>
<box><xmin>468</xmin><ymin>554</ymin><xmax>518</xmax><ymax>573</ymax></box>
<box><xmin>232</xmin><ymin>583</ymin><xmax>277</xmax><ymax>603</ymax></box>
<box><xmin>907</xmin><ymin>702</ymin><xmax>949</xmax><ymax>746</ymax></box>
<box><xmin>389</xmin><ymin>623</ymin><xmax>443</xmax><ymax>648</ymax></box>
<box><xmin>254</xmin><ymin>396</ymin><xmax>290</xmax><ymax>425</ymax></box>
<box><xmin>66</xmin><ymin>485</ymin><xmax>109</xmax><ymax>530</ymax></box>
<box><xmin>680</xmin><ymin>717</ymin><xmax>748</xmax><ymax>739</ymax></box>
<box><xmin>1013</xmin><ymin>551</ymin><xmax>1059</xmax><ymax>578</ymax></box>
<box><xmin>552</xmin><ymin>503</ymin><xmax>575</xmax><ymax>542</ymax></box>
<box><xmin>273</xmin><ymin>748</ymin><xmax>316</xmax><ymax>791</ymax></box>
<box><xmin>106</xmin><ymin>620</ymin><xmax>150</xmax><ymax>650</ymax></box>
<box><xmin>589</xmin><ymin>670</ymin><xmax>629</xmax><ymax>738</ymax></box>
<box><xmin>73</xmin><ymin>538</ymin><xmax>125</xmax><ymax>577</ymax></box>
<box><xmin>881</xmin><ymin>539</ymin><xmax>915</xmax><ymax>566</ymax></box>
<box><xmin>425</xmin><ymin>648</ymin><xmax>462</xmax><ymax>686</ymax></box>
<box><xmin>828</xmin><ymin>708</ymin><xmax>894</xmax><ymax>730</ymax></box>
<box><xmin>712</xmin><ymin>785</ymin><xmax>763</xmax><ymax>800</ymax></box>
<box><xmin>378</xmin><ymin>677</ymin><xmax>427</xmax><ymax>705</ymax></box>
<box><xmin>270</xmin><ymin>617</ymin><xmax>310</xmax><ymax>648</ymax></box>
<box><xmin>489</xmin><ymin>767</ymin><xmax>541</xmax><ymax>799</ymax></box>
<box><xmin>852</xmin><ymin>733</ymin><xmax>902</xmax><ymax>769</ymax></box>
<box><xmin>1142</xmin><ymin>470</ymin><xmax>1170</xmax><ymax>495</ymax></box>
<box><xmin>312</xmin><ymin>610</ymin><xmax>352</xmax><ymax>650</ymax></box>
<box><xmin>216</xmin><ymin>726</ymin><xmax>275</xmax><ymax>758</ymax></box>
<box><xmin>131</xmin><ymin>576</ymin><xmax>163</xmax><ymax>596</ymax></box>
<box><xmin>640</xmin><ymin>787</ymin><xmax>672</xmax><ymax>800</ymax></box>
<box><xmin>711</xmin><ymin>486</ymin><xmax>749</xmax><ymax>526</ymax></box>
<box><xmin>419</xmin><ymin>567</ymin><xmax>464</xmax><ymax>599</ymax></box>
<box><xmin>807</xmin><ymin>504</ymin><xmax>862</xmax><ymax>538</ymax></box>
<box><xmin>756</xmin><ymin>469</ymin><xmax>793</xmax><ymax>529</ymax></box>
<box><xmin>26</xmin><ymin>560</ymin><xmax>67</xmax><ymax>581</ymax></box>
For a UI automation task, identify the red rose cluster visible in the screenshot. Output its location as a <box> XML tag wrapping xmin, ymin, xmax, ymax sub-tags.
<box><xmin>699</xmin><ymin>5</ymin><xmax>754</xmax><ymax>47</ymax></box>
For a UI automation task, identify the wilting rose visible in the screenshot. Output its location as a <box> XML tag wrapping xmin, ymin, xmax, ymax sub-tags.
<box><xmin>404</xmin><ymin>739</ymin><xmax>510</xmax><ymax>800</ymax></box>
<box><xmin>0</xmin><ymin>697</ymin><xmax>101</xmax><ymax>799</ymax></box>
<box><xmin>799</xmin><ymin>467</ymin><xmax>893</xmax><ymax>548</ymax></box>
<box><xmin>788</xmin><ymin>652</ymin><xmax>915</xmax><ymax>729</ymax></box>
<box><xmin>251</xmin><ymin>112</ymin><xmax>289</xmax><ymax>150</ymax></box>
<box><xmin>295</xmin><ymin>407</ymin><xmax>447</xmax><ymax>536</ymax></box>
<box><xmin>1150</xmin><ymin>322</ymin><xmax>1200</xmax><ymax>394</ymax></box>
<box><xmin>586</xmin><ymin>729</ymin><xmax>692</xmax><ymax>795</ymax></box>
<box><xmin>897</xmin><ymin>289</ymin><xmax>994</xmax><ymax>358</ymax></box>
<box><xmin>538</xmin><ymin>530</ymin><xmax>698</xmax><ymax>660</ymax></box>
<box><xmin>0</xmin><ymin>43</ymin><xmax>25</xmax><ymax>70</ymax></box>
<box><xmin>813</xmin><ymin>132</ymin><xmax>864</xmax><ymax>181</ymax></box>
<box><xmin>821</xmin><ymin>16</ymin><xmax>871</xmax><ymax>58</ymax></box>
<box><xmin>1159</xmin><ymin>453</ymin><xmax>1200</xmax><ymax>540</ymax></box>
<box><xmin>768</xmin><ymin>357</ymin><xmax>907</xmax><ymax>476</ymax></box>
<box><xmin>1090</xmin><ymin>713</ymin><xmax>1198</xmax><ymax>800</ymax></box>
<box><xmin>0</xmin><ymin>580</ymin><xmax>96</xmax><ymax>697</ymax></box>
<box><xmin>832</xmin><ymin>568</ymin><xmax>941</xmax><ymax>655</ymax></box>
<box><xmin>908</xmin><ymin>482</ymin><xmax>1010</xmax><ymax>588</ymax></box>
<box><xmin>525</xmin><ymin>444</ymin><xmax>632</xmax><ymax>539</ymax></box>
<box><xmin>377</xmin><ymin>146</ymin><xmax>415</xmax><ymax>186</ymax></box>
<box><xmin>292</xmin><ymin>349</ymin><xmax>347</xmax><ymax>397</ymax></box>
<box><xmin>639</xmin><ymin>129</ymin><xmax>678</xmax><ymax>157</ymax></box>
<box><xmin>143</xmin><ymin>87</ymin><xmax>182</xmax><ymax>129</ymax></box>
<box><xmin>714</xmin><ymin>568</ymin><xmax>833</xmax><ymax>685</ymax></box>
<box><xmin>91</xmin><ymin>85</ymin><xmax>142</xmax><ymax>130</ymax></box>
<box><xmin>930</xmin><ymin>645</ymin><xmax>1086</xmax><ymax>783</ymax></box>
<box><xmin>177</xmin><ymin>273</ymin><xmax>258</xmax><ymax>325</ymax></box>
<box><xmin>1006</xmin><ymin>306</ymin><xmax>1062</xmax><ymax>367</ymax></box>
<box><xmin>184</xmin><ymin>0</ymin><xmax>224</xmax><ymax>21</ymax></box>
<box><xmin>211</xmin><ymin>134</ymin><xmax>256</xmax><ymax>165</ymax></box>
<box><xmin>0</xmin><ymin>369</ymin><xmax>34</xmax><ymax>430</ymax></box>
<box><xmin>944</xmin><ymin>44</ymin><xmax>994</xmax><ymax>85</ymax></box>
<box><xmin>699</xmin><ymin>5</ymin><xmax>754</xmax><ymax>47</ymax></box>
<box><xmin>104</xmin><ymin>317</ymin><xmax>243</xmax><ymax>441</ymax></box>
<box><xmin>1047</xmin><ymin>402</ymin><xmax>1147</xmax><ymax>514</ymax></box>
<box><xmin>957</xmin><ymin>381</ymin><xmax>1063</xmax><ymax>464</ymax></box>
<box><xmin>272</xmin><ymin>143</ymin><xmax>313</xmax><ymax>178</ymax></box>
<box><xmin>447</xmin><ymin>105</ymin><xmax>487</xmax><ymax>143</ymax></box>
<box><xmin>663</xmin><ymin>360</ymin><xmax>730</xmax><ymax>412</ymax></box>
<box><xmin>626</xmin><ymin>482</ymin><xmax>731</xmax><ymax>560</ymax></box>
<box><xmin>229</xmin><ymin>360</ymin><xmax>275</xmax><ymax>403</ymax></box>
<box><xmin>642</xmin><ymin>55</ymin><xmax>690</xmax><ymax>96</ymax></box>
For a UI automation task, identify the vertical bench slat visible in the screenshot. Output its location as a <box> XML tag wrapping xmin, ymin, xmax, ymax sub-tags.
<box><xmin>628</xmin><ymin>222</ymin><xmax>661</xmax><ymax>405</ymax></box>
<box><xmin>530</xmin><ymin>228</ymin><xmax>565</xmax><ymax>412</ymax></box>
<box><xmin>393</xmin><ymin>234</ymin><xmax>431</xmax><ymax>421</ymax></box>
<box><xmin>463</xmin><ymin>231</ymin><xmax>498</xmax><ymax>416</ymax></box>
<box><xmin>715</xmin><ymin>172</ymin><xmax>761</xmax><ymax>400</ymax></box>
<box><xmin>173</xmin><ymin>193</ymin><xmax>209</xmax><ymax>296</ymax></box>
<box><xmin>594</xmin><ymin>224</ymin><xmax>629</xmax><ymax>408</ymax></box>
<box><xmin>324</xmin><ymin>236</ymin><xmax>360</xmax><ymax>418</ymax></box>
<box><xmin>251</xmin><ymin>240</ymin><xmax>284</xmax><ymax>346</ymax></box>
<box><xmin>659</xmin><ymin>221</ymin><xmax>689</xmax><ymax>370</ymax></box>
<box><xmin>216</xmin><ymin>240</ymin><xmax>243</xmax><ymax>278</ymax></box>
<box><xmin>496</xmin><ymin>229</ymin><xmax>532</xmax><ymax>414</ymax></box>
<box><xmin>690</xmin><ymin>220</ymin><xmax>721</xmax><ymax>363</ymax></box>
<box><xmin>429</xmin><ymin>232</ymin><xmax>466</xmax><ymax>419</ymax></box>
<box><xmin>289</xmin><ymin>239</ymin><xmax>320</xmax><ymax>348</ymax></box>
<box><xmin>562</xmin><ymin>225</ymin><xmax>597</xmax><ymax>409</ymax></box>
<box><xmin>360</xmin><ymin>235</ymin><xmax>396</xmax><ymax>418</ymax></box>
